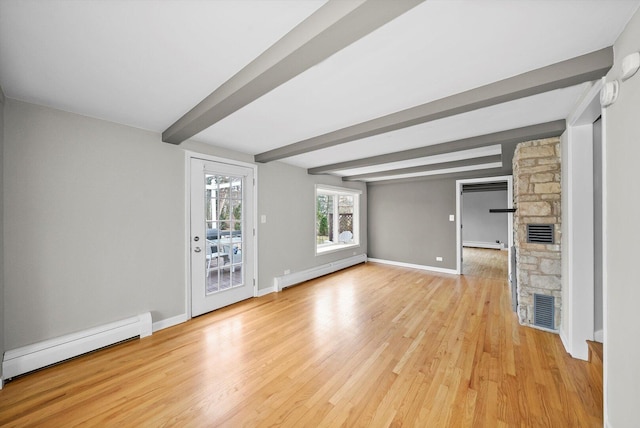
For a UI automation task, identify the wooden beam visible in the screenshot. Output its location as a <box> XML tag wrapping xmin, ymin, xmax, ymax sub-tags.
<box><xmin>308</xmin><ymin>120</ymin><xmax>565</xmax><ymax>175</ymax></box>
<box><xmin>362</xmin><ymin>140</ymin><xmax>521</xmax><ymax>184</ymax></box>
<box><xmin>365</xmin><ymin>167</ymin><xmax>508</xmax><ymax>185</ymax></box>
<box><xmin>256</xmin><ymin>47</ymin><xmax>611</xmax><ymax>163</ymax></box>
<box><xmin>162</xmin><ymin>0</ymin><xmax>425</xmax><ymax>145</ymax></box>
<box><xmin>342</xmin><ymin>154</ymin><xmax>502</xmax><ymax>181</ymax></box>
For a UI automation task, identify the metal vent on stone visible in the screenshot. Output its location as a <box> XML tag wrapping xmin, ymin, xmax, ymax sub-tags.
<box><xmin>527</xmin><ymin>224</ymin><xmax>554</xmax><ymax>244</ymax></box>
<box><xmin>534</xmin><ymin>294</ymin><xmax>555</xmax><ymax>330</ymax></box>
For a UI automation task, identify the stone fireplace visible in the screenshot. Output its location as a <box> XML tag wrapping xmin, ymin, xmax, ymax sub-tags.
<box><xmin>513</xmin><ymin>137</ymin><xmax>562</xmax><ymax>330</ymax></box>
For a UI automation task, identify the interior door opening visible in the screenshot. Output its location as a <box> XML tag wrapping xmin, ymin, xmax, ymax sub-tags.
<box><xmin>456</xmin><ymin>176</ymin><xmax>513</xmax><ymax>287</ymax></box>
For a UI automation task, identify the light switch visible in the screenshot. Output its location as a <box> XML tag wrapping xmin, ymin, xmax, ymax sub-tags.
<box><xmin>449</xmin><ymin>214</ymin><xmax>455</xmax><ymax>222</ymax></box>
<box><xmin>261</xmin><ymin>214</ymin><xmax>267</xmax><ymax>224</ymax></box>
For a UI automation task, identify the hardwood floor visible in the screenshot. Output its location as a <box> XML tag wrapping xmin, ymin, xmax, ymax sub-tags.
<box><xmin>0</xmin><ymin>252</ymin><xmax>602</xmax><ymax>427</ymax></box>
<box><xmin>462</xmin><ymin>246</ymin><xmax>508</xmax><ymax>279</ymax></box>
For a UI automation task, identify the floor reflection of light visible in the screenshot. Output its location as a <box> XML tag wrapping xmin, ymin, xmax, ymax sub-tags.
<box><xmin>179</xmin><ymin>316</ymin><xmax>248</xmax><ymax>424</ymax></box>
<box><xmin>313</xmin><ymin>282</ymin><xmax>356</xmax><ymax>340</ymax></box>
<box><xmin>337</xmin><ymin>284</ymin><xmax>355</xmax><ymax>327</ymax></box>
<box><xmin>204</xmin><ymin>316</ymin><xmax>245</xmax><ymax>366</ymax></box>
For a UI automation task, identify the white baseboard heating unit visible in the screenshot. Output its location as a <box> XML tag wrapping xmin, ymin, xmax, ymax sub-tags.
<box><xmin>274</xmin><ymin>254</ymin><xmax>367</xmax><ymax>291</ymax></box>
<box><xmin>2</xmin><ymin>312</ymin><xmax>152</xmax><ymax>380</ymax></box>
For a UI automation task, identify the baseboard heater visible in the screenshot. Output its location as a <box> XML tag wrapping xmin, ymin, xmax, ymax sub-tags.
<box><xmin>274</xmin><ymin>254</ymin><xmax>367</xmax><ymax>291</ymax></box>
<box><xmin>2</xmin><ymin>312</ymin><xmax>152</xmax><ymax>380</ymax></box>
<box><xmin>463</xmin><ymin>241</ymin><xmax>504</xmax><ymax>250</ymax></box>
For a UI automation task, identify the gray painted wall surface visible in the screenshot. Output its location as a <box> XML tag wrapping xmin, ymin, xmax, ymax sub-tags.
<box><xmin>461</xmin><ymin>190</ymin><xmax>508</xmax><ymax>246</ymax></box>
<box><xmin>367</xmin><ymin>178</ymin><xmax>456</xmax><ymax>269</ymax></box>
<box><xmin>605</xmin><ymin>7</ymin><xmax>640</xmax><ymax>427</ymax></box>
<box><xmin>182</xmin><ymin>139</ymin><xmax>254</xmax><ymax>165</ymax></box>
<box><xmin>257</xmin><ymin>161</ymin><xmax>367</xmax><ymax>290</ymax></box>
<box><xmin>4</xmin><ymin>100</ymin><xmax>186</xmax><ymax>349</ymax></box>
<box><xmin>2</xmin><ymin>99</ymin><xmax>365</xmax><ymax>350</ymax></box>
<box><xmin>0</xmin><ymin>86</ymin><xmax>5</xmax><ymax>379</ymax></box>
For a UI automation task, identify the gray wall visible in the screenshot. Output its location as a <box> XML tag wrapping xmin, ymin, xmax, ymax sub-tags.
<box><xmin>4</xmin><ymin>100</ymin><xmax>186</xmax><ymax>349</ymax></box>
<box><xmin>0</xmin><ymin>86</ymin><xmax>5</xmax><ymax>380</ymax></box>
<box><xmin>257</xmin><ymin>161</ymin><xmax>367</xmax><ymax>290</ymax></box>
<box><xmin>2</xmin><ymin>98</ymin><xmax>365</xmax><ymax>350</ymax></box>
<box><xmin>461</xmin><ymin>190</ymin><xmax>508</xmax><ymax>247</ymax></box>
<box><xmin>367</xmin><ymin>177</ymin><xmax>457</xmax><ymax>270</ymax></box>
<box><xmin>604</xmin><ymin>7</ymin><xmax>640</xmax><ymax>427</ymax></box>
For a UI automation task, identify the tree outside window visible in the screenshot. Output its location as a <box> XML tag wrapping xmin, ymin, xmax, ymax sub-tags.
<box><xmin>316</xmin><ymin>185</ymin><xmax>360</xmax><ymax>253</ymax></box>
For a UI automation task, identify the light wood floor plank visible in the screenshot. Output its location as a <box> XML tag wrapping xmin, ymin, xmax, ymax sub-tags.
<box><xmin>0</xmin><ymin>248</ymin><xmax>602</xmax><ymax>427</ymax></box>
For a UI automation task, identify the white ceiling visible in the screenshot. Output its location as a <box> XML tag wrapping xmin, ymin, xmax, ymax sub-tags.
<box><xmin>1</xmin><ymin>0</ymin><xmax>639</xmax><ymax>181</ymax></box>
<box><xmin>286</xmin><ymin>84</ymin><xmax>589</xmax><ymax>169</ymax></box>
<box><xmin>336</xmin><ymin>144</ymin><xmax>502</xmax><ymax>177</ymax></box>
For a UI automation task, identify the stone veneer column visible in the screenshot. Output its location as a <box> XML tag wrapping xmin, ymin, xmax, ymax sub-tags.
<box><xmin>513</xmin><ymin>137</ymin><xmax>562</xmax><ymax>330</ymax></box>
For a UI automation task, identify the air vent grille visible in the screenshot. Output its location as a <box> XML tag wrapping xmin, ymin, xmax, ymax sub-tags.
<box><xmin>527</xmin><ymin>224</ymin><xmax>554</xmax><ymax>244</ymax></box>
<box><xmin>534</xmin><ymin>294</ymin><xmax>555</xmax><ymax>330</ymax></box>
<box><xmin>462</xmin><ymin>182</ymin><xmax>508</xmax><ymax>193</ymax></box>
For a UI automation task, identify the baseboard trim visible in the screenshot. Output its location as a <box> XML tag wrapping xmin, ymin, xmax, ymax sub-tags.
<box><xmin>559</xmin><ymin>328</ymin><xmax>571</xmax><ymax>354</ymax></box>
<box><xmin>367</xmin><ymin>258</ymin><xmax>458</xmax><ymax>275</ymax></box>
<box><xmin>558</xmin><ymin>326</ymin><xmax>590</xmax><ymax>361</ymax></box>
<box><xmin>3</xmin><ymin>312</ymin><xmax>152</xmax><ymax>380</ymax></box>
<box><xmin>152</xmin><ymin>313</ymin><xmax>188</xmax><ymax>333</ymax></box>
<box><xmin>274</xmin><ymin>254</ymin><xmax>367</xmax><ymax>291</ymax></box>
<box><xmin>594</xmin><ymin>329</ymin><xmax>603</xmax><ymax>343</ymax></box>
<box><xmin>257</xmin><ymin>286</ymin><xmax>277</xmax><ymax>297</ymax></box>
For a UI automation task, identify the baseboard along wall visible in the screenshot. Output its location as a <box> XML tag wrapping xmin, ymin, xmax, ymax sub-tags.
<box><xmin>2</xmin><ymin>312</ymin><xmax>152</xmax><ymax>380</ymax></box>
<box><xmin>152</xmin><ymin>313</ymin><xmax>189</xmax><ymax>333</ymax></box>
<box><xmin>273</xmin><ymin>254</ymin><xmax>367</xmax><ymax>291</ymax></box>
<box><xmin>367</xmin><ymin>258</ymin><xmax>458</xmax><ymax>275</ymax></box>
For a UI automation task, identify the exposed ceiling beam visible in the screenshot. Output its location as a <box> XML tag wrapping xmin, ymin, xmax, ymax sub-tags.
<box><xmin>366</xmin><ymin>166</ymin><xmax>508</xmax><ymax>186</ymax></box>
<box><xmin>308</xmin><ymin>120</ymin><xmax>565</xmax><ymax>175</ymax></box>
<box><xmin>162</xmin><ymin>0</ymin><xmax>425</xmax><ymax>145</ymax></box>
<box><xmin>256</xmin><ymin>47</ymin><xmax>611</xmax><ymax>163</ymax></box>
<box><xmin>342</xmin><ymin>154</ymin><xmax>502</xmax><ymax>181</ymax></box>
<box><xmin>363</xmin><ymin>139</ymin><xmax>522</xmax><ymax>184</ymax></box>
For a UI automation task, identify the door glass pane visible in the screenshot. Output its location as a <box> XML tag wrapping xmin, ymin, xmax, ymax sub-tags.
<box><xmin>205</xmin><ymin>173</ymin><xmax>244</xmax><ymax>295</ymax></box>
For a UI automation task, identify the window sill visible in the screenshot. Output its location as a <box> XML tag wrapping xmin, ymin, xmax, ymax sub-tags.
<box><xmin>316</xmin><ymin>243</ymin><xmax>359</xmax><ymax>255</ymax></box>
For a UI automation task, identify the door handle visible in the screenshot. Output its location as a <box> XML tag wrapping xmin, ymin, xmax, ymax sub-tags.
<box><xmin>194</xmin><ymin>247</ymin><xmax>201</xmax><ymax>253</ymax></box>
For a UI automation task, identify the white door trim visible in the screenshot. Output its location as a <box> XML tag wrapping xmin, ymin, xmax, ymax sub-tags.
<box><xmin>184</xmin><ymin>151</ymin><xmax>258</xmax><ymax>320</ymax></box>
<box><xmin>559</xmin><ymin>79</ymin><xmax>603</xmax><ymax>361</ymax></box>
<box><xmin>455</xmin><ymin>175</ymin><xmax>514</xmax><ymax>276</ymax></box>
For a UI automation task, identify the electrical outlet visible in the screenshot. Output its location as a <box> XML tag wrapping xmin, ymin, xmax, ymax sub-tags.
<box><xmin>436</xmin><ymin>256</ymin><xmax>443</xmax><ymax>262</ymax></box>
<box><xmin>284</xmin><ymin>269</ymin><xmax>290</xmax><ymax>275</ymax></box>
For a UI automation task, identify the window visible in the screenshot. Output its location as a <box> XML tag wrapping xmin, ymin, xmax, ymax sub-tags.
<box><xmin>316</xmin><ymin>185</ymin><xmax>361</xmax><ymax>254</ymax></box>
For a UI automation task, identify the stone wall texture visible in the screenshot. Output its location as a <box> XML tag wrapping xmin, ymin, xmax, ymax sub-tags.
<box><xmin>513</xmin><ymin>137</ymin><xmax>562</xmax><ymax>329</ymax></box>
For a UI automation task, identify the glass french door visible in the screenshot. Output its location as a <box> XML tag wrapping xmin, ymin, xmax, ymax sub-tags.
<box><xmin>190</xmin><ymin>158</ymin><xmax>255</xmax><ymax>317</ymax></box>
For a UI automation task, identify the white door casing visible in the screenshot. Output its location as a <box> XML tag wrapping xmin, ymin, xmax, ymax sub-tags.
<box><xmin>189</xmin><ymin>156</ymin><xmax>256</xmax><ymax>317</ymax></box>
<box><xmin>456</xmin><ymin>175</ymin><xmax>514</xmax><ymax>278</ymax></box>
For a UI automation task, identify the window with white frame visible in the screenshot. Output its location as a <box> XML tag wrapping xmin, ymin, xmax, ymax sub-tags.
<box><xmin>316</xmin><ymin>185</ymin><xmax>360</xmax><ymax>254</ymax></box>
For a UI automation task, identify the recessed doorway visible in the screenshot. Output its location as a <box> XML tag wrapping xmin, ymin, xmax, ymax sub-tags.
<box><xmin>456</xmin><ymin>176</ymin><xmax>513</xmax><ymax>285</ymax></box>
